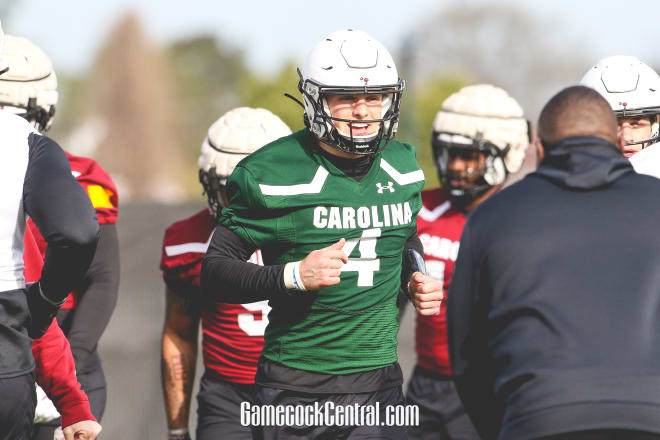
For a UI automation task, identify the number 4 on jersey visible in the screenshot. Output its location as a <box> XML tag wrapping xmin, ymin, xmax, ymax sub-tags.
<box><xmin>340</xmin><ymin>228</ymin><xmax>381</xmax><ymax>286</ymax></box>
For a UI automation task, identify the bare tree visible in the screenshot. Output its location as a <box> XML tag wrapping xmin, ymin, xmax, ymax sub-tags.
<box><xmin>71</xmin><ymin>12</ymin><xmax>187</xmax><ymax>202</ymax></box>
<box><xmin>406</xmin><ymin>3</ymin><xmax>589</xmax><ymax>118</ymax></box>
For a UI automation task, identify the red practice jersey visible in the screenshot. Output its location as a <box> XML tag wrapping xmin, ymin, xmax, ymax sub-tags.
<box><xmin>160</xmin><ymin>209</ymin><xmax>269</xmax><ymax>384</ymax></box>
<box><xmin>415</xmin><ymin>188</ymin><xmax>465</xmax><ymax>375</ymax></box>
<box><xmin>26</xmin><ymin>211</ymin><xmax>95</xmax><ymax>427</ymax></box>
<box><xmin>25</xmin><ymin>151</ymin><xmax>119</xmax><ymax>309</ymax></box>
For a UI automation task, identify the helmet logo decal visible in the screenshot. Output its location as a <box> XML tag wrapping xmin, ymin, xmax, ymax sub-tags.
<box><xmin>376</xmin><ymin>181</ymin><xmax>395</xmax><ymax>193</ymax></box>
<box><xmin>360</xmin><ymin>77</ymin><xmax>369</xmax><ymax>85</ymax></box>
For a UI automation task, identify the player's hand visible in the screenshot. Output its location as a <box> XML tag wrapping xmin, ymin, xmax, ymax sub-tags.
<box><xmin>408</xmin><ymin>272</ymin><xmax>443</xmax><ymax>316</ymax></box>
<box><xmin>62</xmin><ymin>420</ymin><xmax>102</xmax><ymax>440</ymax></box>
<box><xmin>299</xmin><ymin>238</ymin><xmax>348</xmax><ymax>290</ymax></box>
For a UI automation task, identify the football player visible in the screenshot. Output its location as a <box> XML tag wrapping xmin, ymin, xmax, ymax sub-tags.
<box><xmin>0</xmin><ymin>34</ymin><xmax>117</xmax><ymax>440</ymax></box>
<box><xmin>160</xmin><ymin>107</ymin><xmax>291</xmax><ymax>440</ymax></box>
<box><xmin>0</xmin><ymin>24</ymin><xmax>99</xmax><ymax>440</ymax></box>
<box><xmin>408</xmin><ymin>84</ymin><xmax>529</xmax><ymax>440</ymax></box>
<box><xmin>201</xmin><ymin>29</ymin><xmax>442</xmax><ymax>439</ymax></box>
<box><xmin>579</xmin><ymin>56</ymin><xmax>660</xmax><ymax>162</ymax></box>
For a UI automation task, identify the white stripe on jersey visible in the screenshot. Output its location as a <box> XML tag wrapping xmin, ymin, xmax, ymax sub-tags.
<box><xmin>165</xmin><ymin>232</ymin><xmax>264</xmax><ymax>266</ymax></box>
<box><xmin>259</xmin><ymin>166</ymin><xmax>329</xmax><ymax>196</ymax></box>
<box><xmin>419</xmin><ymin>200</ymin><xmax>451</xmax><ymax>222</ymax></box>
<box><xmin>380</xmin><ymin>159</ymin><xmax>425</xmax><ymax>185</ymax></box>
<box><xmin>165</xmin><ymin>232</ymin><xmax>214</xmax><ymax>256</ymax></box>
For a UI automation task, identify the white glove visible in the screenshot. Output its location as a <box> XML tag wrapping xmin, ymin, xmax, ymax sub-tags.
<box><xmin>34</xmin><ymin>384</ymin><xmax>61</xmax><ymax>423</ymax></box>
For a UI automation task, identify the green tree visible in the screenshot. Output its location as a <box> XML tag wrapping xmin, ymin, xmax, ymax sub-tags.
<box><xmin>240</xmin><ymin>60</ymin><xmax>306</xmax><ymax>132</ymax></box>
<box><xmin>167</xmin><ymin>35</ymin><xmax>250</xmax><ymax>167</ymax></box>
<box><xmin>398</xmin><ymin>75</ymin><xmax>467</xmax><ymax>189</ymax></box>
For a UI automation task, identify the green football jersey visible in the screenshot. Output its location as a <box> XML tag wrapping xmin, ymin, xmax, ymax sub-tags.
<box><xmin>220</xmin><ymin>129</ymin><xmax>424</xmax><ymax>374</ymax></box>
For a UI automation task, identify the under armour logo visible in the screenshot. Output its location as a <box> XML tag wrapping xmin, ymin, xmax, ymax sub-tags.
<box><xmin>376</xmin><ymin>182</ymin><xmax>395</xmax><ymax>193</ymax></box>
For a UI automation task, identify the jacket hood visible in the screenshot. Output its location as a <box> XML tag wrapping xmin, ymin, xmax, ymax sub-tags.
<box><xmin>534</xmin><ymin>136</ymin><xmax>633</xmax><ymax>190</ymax></box>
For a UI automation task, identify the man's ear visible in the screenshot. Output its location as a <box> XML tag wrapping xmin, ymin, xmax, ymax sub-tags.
<box><xmin>535</xmin><ymin>138</ymin><xmax>545</xmax><ymax>165</ymax></box>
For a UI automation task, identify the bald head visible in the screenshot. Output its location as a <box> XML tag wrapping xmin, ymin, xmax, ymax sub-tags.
<box><xmin>538</xmin><ymin>85</ymin><xmax>617</xmax><ymax>146</ymax></box>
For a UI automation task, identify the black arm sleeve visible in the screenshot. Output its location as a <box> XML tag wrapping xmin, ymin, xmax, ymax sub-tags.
<box><xmin>64</xmin><ymin>224</ymin><xmax>119</xmax><ymax>368</ymax></box>
<box><xmin>201</xmin><ymin>225</ymin><xmax>289</xmax><ymax>303</ymax></box>
<box><xmin>23</xmin><ymin>133</ymin><xmax>100</xmax><ymax>303</ymax></box>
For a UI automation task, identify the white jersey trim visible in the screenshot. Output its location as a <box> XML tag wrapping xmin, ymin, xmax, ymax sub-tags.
<box><xmin>259</xmin><ymin>166</ymin><xmax>329</xmax><ymax>196</ymax></box>
<box><xmin>165</xmin><ymin>231</ymin><xmax>262</xmax><ymax>270</ymax></box>
<box><xmin>165</xmin><ymin>232</ymin><xmax>214</xmax><ymax>256</ymax></box>
<box><xmin>380</xmin><ymin>159</ymin><xmax>425</xmax><ymax>185</ymax></box>
<box><xmin>419</xmin><ymin>200</ymin><xmax>451</xmax><ymax>222</ymax></box>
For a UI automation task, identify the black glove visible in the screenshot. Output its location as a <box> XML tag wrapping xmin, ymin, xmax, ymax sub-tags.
<box><xmin>25</xmin><ymin>282</ymin><xmax>66</xmax><ymax>339</ymax></box>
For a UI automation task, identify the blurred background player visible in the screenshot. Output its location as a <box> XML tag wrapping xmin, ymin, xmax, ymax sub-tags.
<box><xmin>202</xmin><ymin>29</ymin><xmax>442</xmax><ymax>440</ymax></box>
<box><xmin>579</xmin><ymin>56</ymin><xmax>660</xmax><ymax>161</ymax></box>
<box><xmin>408</xmin><ymin>84</ymin><xmax>529</xmax><ymax>440</ymax></box>
<box><xmin>0</xmin><ymin>21</ymin><xmax>99</xmax><ymax>440</ymax></box>
<box><xmin>160</xmin><ymin>107</ymin><xmax>291</xmax><ymax>440</ymax></box>
<box><xmin>0</xmin><ymin>34</ymin><xmax>96</xmax><ymax>438</ymax></box>
<box><xmin>0</xmin><ymin>33</ymin><xmax>119</xmax><ymax>439</ymax></box>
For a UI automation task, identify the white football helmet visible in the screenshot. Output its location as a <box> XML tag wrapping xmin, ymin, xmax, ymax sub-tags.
<box><xmin>580</xmin><ymin>56</ymin><xmax>660</xmax><ymax>146</ymax></box>
<box><xmin>0</xmin><ymin>35</ymin><xmax>58</xmax><ymax>131</ymax></box>
<box><xmin>432</xmin><ymin>84</ymin><xmax>529</xmax><ymax>203</ymax></box>
<box><xmin>198</xmin><ymin>107</ymin><xmax>292</xmax><ymax>219</ymax></box>
<box><xmin>298</xmin><ymin>29</ymin><xmax>404</xmax><ymax>155</ymax></box>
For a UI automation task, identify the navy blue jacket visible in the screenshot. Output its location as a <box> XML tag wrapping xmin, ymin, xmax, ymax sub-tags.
<box><xmin>448</xmin><ymin>136</ymin><xmax>660</xmax><ymax>439</ymax></box>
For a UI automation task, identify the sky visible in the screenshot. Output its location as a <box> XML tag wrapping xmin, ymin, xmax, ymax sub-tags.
<box><xmin>5</xmin><ymin>0</ymin><xmax>660</xmax><ymax>76</ymax></box>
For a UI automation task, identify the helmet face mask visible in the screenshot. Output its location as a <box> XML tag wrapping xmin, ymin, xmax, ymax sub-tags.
<box><xmin>299</xmin><ymin>30</ymin><xmax>404</xmax><ymax>155</ymax></box>
<box><xmin>0</xmin><ymin>97</ymin><xmax>56</xmax><ymax>132</ymax></box>
<box><xmin>616</xmin><ymin>114</ymin><xmax>659</xmax><ymax>150</ymax></box>
<box><xmin>433</xmin><ymin>131</ymin><xmax>508</xmax><ymax>206</ymax></box>
<box><xmin>198</xmin><ymin>166</ymin><xmax>227</xmax><ymax>221</ymax></box>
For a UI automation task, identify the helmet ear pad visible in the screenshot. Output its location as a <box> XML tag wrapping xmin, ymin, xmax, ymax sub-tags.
<box><xmin>484</xmin><ymin>155</ymin><xmax>506</xmax><ymax>186</ymax></box>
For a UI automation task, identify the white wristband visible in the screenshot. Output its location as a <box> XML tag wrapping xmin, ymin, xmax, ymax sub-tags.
<box><xmin>168</xmin><ymin>428</ymin><xmax>189</xmax><ymax>440</ymax></box>
<box><xmin>283</xmin><ymin>261</ymin><xmax>307</xmax><ymax>291</ymax></box>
